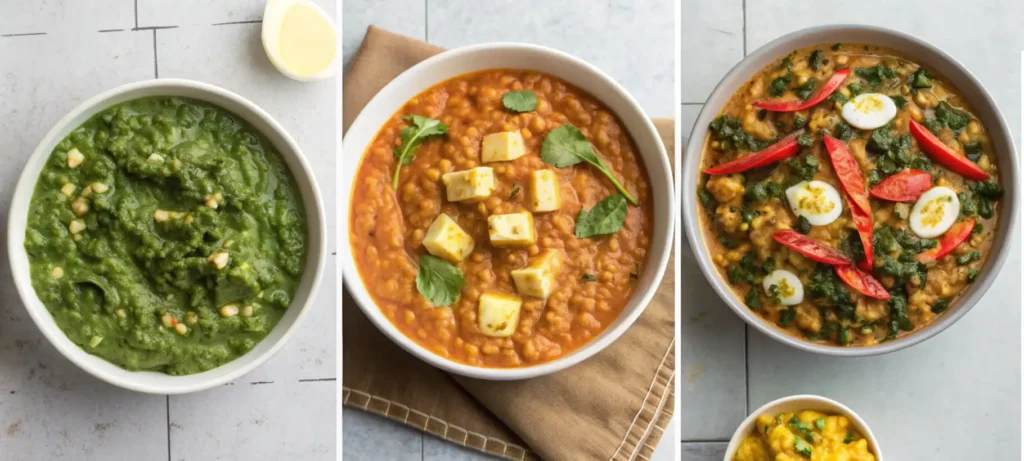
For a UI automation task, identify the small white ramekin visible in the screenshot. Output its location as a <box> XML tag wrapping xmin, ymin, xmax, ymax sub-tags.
<box><xmin>7</xmin><ymin>79</ymin><xmax>327</xmax><ymax>394</ymax></box>
<box><xmin>723</xmin><ymin>394</ymin><xmax>884</xmax><ymax>461</ymax></box>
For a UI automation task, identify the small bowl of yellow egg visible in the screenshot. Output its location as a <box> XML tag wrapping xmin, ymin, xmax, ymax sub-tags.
<box><xmin>724</xmin><ymin>394</ymin><xmax>882</xmax><ymax>461</ymax></box>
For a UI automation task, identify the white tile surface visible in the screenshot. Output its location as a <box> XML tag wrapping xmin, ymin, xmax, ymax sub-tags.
<box><xmin>0</xmin><ymin>0</ymin><xmax>134</xmax><ymax>34</ymax></box>
<box><xmin>426</xmin><ymin>0</ymin><xmax>675</xmax><ymax>117</ymax></box>
<box><xmin>1</xmin><ymin>2</ymin><xmax>338</xmax><ymax>460</ymax></box>
<box><xmin>342</xmin><ymin>408</ymin><xmax>422</xmax><ymax>461</ymax></box>
<box><xmin>680</xmin><ymin>0</ymin><xmax>743</xmax><ymax>103</ymax></box>
<box><xmin>682</xmin><ymin>1</ymin><xmax>1023</xmax><ymax>457</ymax></box>
<box><xmin>341</xmin><ymin>0</ymin><xmax>425</xmax><ymax>72</ymax></box>
<box><xmin>170</xmin><ymin>380</ymin><xmax>336</xmax><ymax>460</ymax></box>
<box><xmin>342</xmin><ymin>0</ymin><xmax>678</xmax><ymax>459</ymax></box>
<box><xmin>681</xmin><ymin>441</ymin><xmax>727</xmax><ymax>461</ymax></box>
<box><xmin>138</xmin><ymin>0</ymin><xmax>264</xmax><ymax>27</ymax></box>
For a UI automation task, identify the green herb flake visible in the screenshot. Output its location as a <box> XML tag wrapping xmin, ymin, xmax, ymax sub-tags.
<box><xmin>779</xmin><ymin>308</ymin><xmax>796</xmax><ymax>327</ymax></box>
<box><xmin>502</xmin><ymin>91</ymin><xmax>537</xmax><ymax>113</ymax></box>
<box><xmin>809</xmin><ymin>50</ymin><xmax>823</xmax><ymax>70</ymax></box>
<box><xmin>931</xmin><ymin>299</ymin><xmax>951</xmax><ymax>314</ymax></box>
<box><xmin>770</xmin><ymin>74</ymin><xmax>792</xmax><ymax>97</ymax></box>
<box><xmin>509</xmin><ymin>184</ymin><xmax>521</xmax><ymax>200</ymax></box>
<box><xmin>832</xmin><ymin>43</ymin><xmax>843</xmax><ymax>51</ymax></box>
<box><xmin>935</xmin><ymin>101</ymin><xmax>970</xmax><ymax>131</ymax></box>
<box><xmin>392</xmin><ymin>115</ymin><xmax>448</xmax><ymax>188</ymax></box>
<box><xmin>575</xmin><ymin>193</ymin><xmax>628</xmax><ymax>238</ymax></box>
<box><xmin>794</xmin><ymin>437</ymin><xmax>813</xmax><ymax>457</ymax></box>
<box><xmin>815</xmin><ymin>418</ymin><xmax>826</xmax><ymax>430</ymax></box>
<box><xmin>967</xmin><ymin>268</ymin><xmax>979</xmax><ymax>283</ymax></box>
<box><xmin>844</xmin><ymin>433</ymin><xmax>854</xmax><ymax>444</ymax></box>
<box><xmin>415</xmin><ymin>254</ymin><xmax>465</xmax><ymax>307</ymax></box>
<box><xmin>699</xmin><ymin>188</ymin><xmax>716</xmax><ymax>209</ymax></box>
<box><xmin>855</xmin><ymin>66</ymin><xmax>898</xmax><ymax>89</ymax></box>
<box><xmin>957</xmin><ymin>250</ymin><xmax>980</xmax><ymax>266</ymax></box>
<box><xmin>541</xmin><ymin>125</ymin><xmax>638</xmax><ymax>205</ymax></box>
<box><xmin>581</xmin><ymin>273</ymin><xmax>597</xmax><ymax>282</ymax></box>
<box><xmin>891</xmin><ymin>95</ymin><xmax>908</xmax><ymax>109</ymax></box>
<box><xmin>718</xmin><ymin>235</ymin><xmax>739</xmax><ymax>249</ymax></box>
<box><xmin>911</xmin><ymin>68</ymin><xmax>933</xmax><ymax>89</ymax></box>
<box><xmin>794</xmin><ymin>115</ymin><xmax>807</xmax><ymax>129</ymax></box>
<box><xmin>745</xmin><ymin>289</ymin><xmax>762</xmax><ymax>310</ymax></box>
<box><xmin>794</xmin><ymin>77</ymin><xmax>818</xmax><ymax>101</ymax></box>
<box><xmin>796</xmin><ymin>216</ymin><xmax>813</xmax><ymax>235</ymax></box>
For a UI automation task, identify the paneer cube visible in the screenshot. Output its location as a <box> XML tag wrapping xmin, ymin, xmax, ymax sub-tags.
<box><xmin>477</xmin><ymin>292</ymin><xmax>522</xmax><ymax>337</ymax></box>
<box><xmin>481</xmin><ymin>130</ymin><xmax>526</xmax><ymax>163</ymax></box>
<box><xmin>487</xmin><ymin>212</ymin><xmax>536</xmax><ymax>247</ymax></box>
<box><xmin>422</xmin><ymin>213</ymin><xmax>475</xmax><ymax>263</ymax></box>
<box><xmin>511</xmin><ymin>249</ymin><xmax>564</xmax><ymax>299</ymax></box>
<box><xmin>442</xmin><ymin>167</ymin><xmax>495</xmax><ymax>203</ymax></box>
<box><xmin>528</xmin><ymin>169</ymin><xmax>562</xmax><ymax>212</ymax></box>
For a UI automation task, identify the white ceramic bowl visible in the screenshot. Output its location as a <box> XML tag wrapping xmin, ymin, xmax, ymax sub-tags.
<box><xmin>723</xmin><ymin>394</ymin><xmax>883</xmax><ymax>460</ymax></box>
<box><xmin>8</xmin><ymin>79</ymin><xmax>327</xmax><ymax>394</ymax></box>
<box><xmin>341</xmin><ymin>43</ymin><xmax>674</xmax><ymax>380</ymax></box>
<box><xmin>682</xmin><ymin>25</ymin><xmax>1019</xmax><ymax>356</ymax></box>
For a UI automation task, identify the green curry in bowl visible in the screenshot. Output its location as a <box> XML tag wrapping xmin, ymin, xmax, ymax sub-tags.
<box><xmin>24</xmin><ymin>97</ymin><xmax>307</xmax><ymax>375</ymax></box>
<box><xmin>698</xmin><ymin>43</ymin><xmax>1003</xmax><ymax>346</ymax></box>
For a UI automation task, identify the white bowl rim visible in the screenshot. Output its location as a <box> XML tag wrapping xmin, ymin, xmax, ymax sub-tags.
<box><xmin>682</xmin><ymin>24</ymin><xmax>1020</xmax><ymax>357</ymax></box>
<box><xmin>722</xmin><ymin>394</ymin><xmax>884</xmax><ymax>461</ymax></box>
<box><xmin>341</xmin><ymin>42</ymin><xmax>675</xmax><ymax>380</ymax></box>
<box><xmin>7</xmin><ymin>78</ymin><xmax>327</xmax><ymax>394</ymax></box>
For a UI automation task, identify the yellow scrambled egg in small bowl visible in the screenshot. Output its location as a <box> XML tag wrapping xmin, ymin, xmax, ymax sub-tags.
<box><xmin>726</xmin><ymin>395</ymin><xmax>882</xmax><ymax>461</ymax></box>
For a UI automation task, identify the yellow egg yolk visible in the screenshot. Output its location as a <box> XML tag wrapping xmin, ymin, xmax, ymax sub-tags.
<box><xmin>279</xmin><ymin>4</ymin><xmax>336</xmax><ymax>75</ymax></box>
<box><xmin>920</xmin><ymin>195</ymin><xmax>952</xmax><ymax>227</ymax></box>
<box><xmin>798</xmin><ymin>183</ymin><xmax>836</xmax><ymax>214</ymax></box>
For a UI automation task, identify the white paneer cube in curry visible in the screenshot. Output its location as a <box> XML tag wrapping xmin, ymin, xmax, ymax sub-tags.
<box><xmin>487</xmin><ymin>211</ymin><xmax>536</xmax><ymax>247</ymax></box>
<box><xmin>528</xmin><ymin>169</ymin><xmax>561</xmax><ymax>212</ymax></box>
<box><xmin>480</xmin><ymin>130</ymin><xmax>526</xmax><ymax>164</ymax></box>
<box><xmin>511</xmin><ymin>249</ymin><xmax>564</xmax><ymax>300</ymax></box>
<box><xmin>442</xmin><ymin>167</ymin><xmax>495</xmax><ymax>203</ymax></box>
<box><xmin>477</xmin><ymin>292</ymin><xmax>523</xmax><ymax>337</ymax></box>
<box><xmin>422</xmin><ymin>213</ymin><xmax>475</xmax><ymax>263</ymax></box>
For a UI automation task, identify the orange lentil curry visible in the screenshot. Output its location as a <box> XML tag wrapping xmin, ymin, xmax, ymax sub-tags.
<box><xmin>350</xmin><ymin>69</ymin><xmax>653</xmax><ymax>367</ymax></box>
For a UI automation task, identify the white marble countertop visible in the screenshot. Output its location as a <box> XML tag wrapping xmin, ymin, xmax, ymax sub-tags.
<box><xmin>681</xmin><ymin>1</ymin><xmax>1022</xmax><ymax>459</ymax></box>
<box><xmin>0</xmin><ymin>2</ymin><xmax>337</xmax><ymax>460</ymax></box>
<box><xmin>341</xmin><ymin>0</ymin><xmax>675</xmax><ymax>460</ymax></box>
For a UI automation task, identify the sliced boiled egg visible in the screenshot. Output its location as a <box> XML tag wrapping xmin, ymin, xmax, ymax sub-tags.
<box><xmin>841</xmin><ymin>93</ymin><xmax>898</xmax><ymax>130</ymax></box>
<box><xmin>909</xmin><ymin>186</ymin><xmax>961</xmax><ymax>238</ymax></box>
<box><xmin>785</xmin><ymin>180</ymin><xmax>844</xmax><ymax>226</ymax></box>
<box><xmin>762</xmin><ymin>269</ymin><xmax>804</xmax><ymax>306</ymax></box>
<box><xmin>262</xmin><ymin>0</ymin><xmax>338</xmax><ymax>82</ymax></box>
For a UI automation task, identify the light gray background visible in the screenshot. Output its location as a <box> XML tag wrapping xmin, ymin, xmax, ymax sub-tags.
<box><xmin>680</xmin><ymin>1</ymin><xmax>1022</xmax><ymax>459</ymax></box>
<box><xmin>0</xmin><ymin>2</ymin><xmax>337</xmax><ymax>460</ymax></box>
<box><xmin>342</xmin><ymin>0</ymin><xmax>675</xmax><ymax>460</ymax></box>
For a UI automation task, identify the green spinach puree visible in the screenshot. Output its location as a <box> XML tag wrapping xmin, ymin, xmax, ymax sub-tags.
<box><xmin>25</xmin><ymin>97</ymin><xmax>307</xmax><ymax>375</ymax></box>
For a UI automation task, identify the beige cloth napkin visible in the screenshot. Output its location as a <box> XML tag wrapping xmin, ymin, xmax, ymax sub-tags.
<box><xmin>342</xmin><ymin>26</ymin><xmax>676</xmax><ymax>461</ymax></box>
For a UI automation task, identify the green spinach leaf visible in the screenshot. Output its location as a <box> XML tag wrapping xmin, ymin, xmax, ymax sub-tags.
<box><xmin>575</xmin><ymin>193</ymin><xmax>628</xmax><ymax>238</ymax></box>
<box><xmin>542</xmin><ymin>125</ymin><xmax>639</xmax><ymax>205</ymax></box>
<box><xmin>392</xmin><ymin>115</ymin><xmax>448</xmax><ymax>188</ymax></box>
<box><xmin>416</xmin><ymin>254</ymin><xmax>465</xmax><ymax>306</ymax></box>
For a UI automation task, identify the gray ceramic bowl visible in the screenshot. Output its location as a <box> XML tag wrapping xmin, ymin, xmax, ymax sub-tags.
<box><xmin>682</xmin><ymin>25</ymin><xmax>1019</xmax><ymax>356</ymax></box>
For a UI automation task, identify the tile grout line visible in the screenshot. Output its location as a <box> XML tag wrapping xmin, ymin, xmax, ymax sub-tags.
<box><xmin>423</xmin><ymin>0</ymin><xmax>429</xmax><ymax>43</ymax></box>
<box><xmin>681</xmin><ymin>438</ymin><xmax>730</xmax><ymax>444</ymax></box>
<box><xmin>166</xmin><ymin>395</ymin><xmax>171</xmax><ymax>461</ymax></box>
<box><xmin>152</xmin><ymin>30</ymin><xmax>159</xmax><ymax>78</ymax></box>
<box><xmin>134</xmin><ymin>0</ymin><xmax>138</xmax><ymax>29</ymax></box>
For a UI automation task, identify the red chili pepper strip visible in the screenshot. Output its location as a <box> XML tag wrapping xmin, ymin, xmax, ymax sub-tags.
<box><xmin>824</xmin><ymin>135</ymin><xmax>871</xmax><ymax>214</ymax></box>
<box><xmin>703</xmin><ymin>131</ymin><xmax>804</xmax><ymax>175</ymax></box>
<box><xmin>909</xmin><ymin>119</ymin><xmax>990</xmax><ymax>181</ymax></box>
<box><xmin>835</xmin><ymin>265</ymin><xmax>892</xmax><ymax>300</ymax></box>
<box><xmin>772</xmin><ymin>230</ymin><xmax>853</xmax><ymax>265</ymax></box>
<box><xmin>869</xmin><ymin>169</ymin><xmax>933</xmax><ymax>202</ymax></box>
<box><xmin>752</xmin><ymin>68</ymin><xmax>852</xmax><ymax>112</ymax></box>
<box><xmin>917</xmin><ymin>219</ymin><xmax>976</xmax><ymax>264</ymax></box>
<box><xmin>848</xmin><ymin>198</ymin><xmax>874</xmax><ymax>270</ymax></box>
